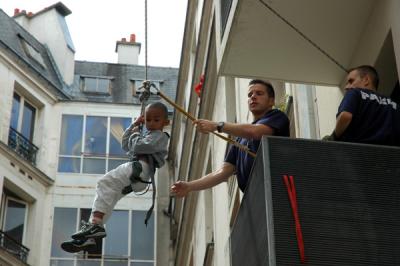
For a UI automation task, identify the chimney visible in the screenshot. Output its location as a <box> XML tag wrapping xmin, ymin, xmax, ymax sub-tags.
<box><xmin>14</xmin><ymin>8</ymin><xmax>20</xmax><ymax>16</ymax></box>
<box><xmin>115</xmin><ymin>33</ymin><xmax>141</xmax><ymax>65</ymax></box>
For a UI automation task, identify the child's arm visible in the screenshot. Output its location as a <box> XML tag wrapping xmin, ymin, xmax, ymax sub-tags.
<box><xmin>128</xmin><ymin>130</ymin><xmax>169</xmax><ymax>154</ymax></box>
<box><xmin>122</xmin><ymin>116</ymin><xmax>144</xmax><ymax>151</ymax></box>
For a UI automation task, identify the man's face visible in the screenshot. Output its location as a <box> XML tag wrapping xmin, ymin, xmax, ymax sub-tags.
<box><xmin>247</xmin><ymin>83</ymin><xmax>274</xmax><ymax>115</ymax></box>
<box><xmin>145</xmin><ymin>107</ymin><xmax>169</xmax><ymax>131</ymax></box>
<box><xmin>345</xmin><ymin>70</ymin><xmax>368</xmax><ymax>91</ymax></box>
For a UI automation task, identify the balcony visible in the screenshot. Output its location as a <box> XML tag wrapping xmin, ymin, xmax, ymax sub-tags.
<box><xmin>8</xmin><ymin>127</ymin><xmax>38</xmax><ymax>165</ymax></box>
<box><xmin>220</xmin><ymin>0</ymin><xmax>375</xmax><ymax>85</ymax></box>
<box><xmin>231</xmin><ymin>137</ymin><xmax>400</xmax><ymax>265</ymax></box>
<box><xmin>0</xmin><ymin>230</ymin><xmax>29</xmax><ymax>264</ymax></box>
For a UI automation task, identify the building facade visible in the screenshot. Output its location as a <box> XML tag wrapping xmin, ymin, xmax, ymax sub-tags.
<box><xmin>169</xmin><ymin>0</ymin><xmax>400</xmax><ymax>265</ymax></box>
<box><xmin>0</xmin><ymin>3</ymin><xmax>177</xmax><ymax>265</ymax></box>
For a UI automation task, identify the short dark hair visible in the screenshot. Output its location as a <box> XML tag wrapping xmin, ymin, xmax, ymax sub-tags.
<box><xmin>146</xmin><ymin>102</ymin><xmax>169</xmax><ymax>119</ymax></box>
<box><xmin>248</xmin><ymin>79</ymin><xmax>275</xmax><ymax>98</ymax></box>
<box><xmin>349</xmin><ymin>65</ymin><xmax>379</xmax><ymax>89</ymax></box>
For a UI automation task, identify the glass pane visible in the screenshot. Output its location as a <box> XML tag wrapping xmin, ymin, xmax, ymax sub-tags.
<box><xmin>108</xmin><ymin>159</ymin><xmax>129</xmax><ymax>172</ymax></box>
<box><xmin>50</xmin><ymin>259</ymin><xmax>75</xmax><ymax>266</ymax></box>
<box><xmin>58</xmin><ymin>157</ymin><xmax>81</xmax><ymax>173</ymax></box>
<box><xmin>97</xmin><ymin>79</ymin><xmax>110</xmax><ymax>93</ymax></box>
<box><xmin>50</xmin><ymin>260</ymin><xmax>74</xmax><ymax>266</ymax></box>
<box><xmin>80</xmin><ymin>209</ymin><xmax>104</xmax><ymax>257</ymax></box>
<box><xmin>109</xmin><ymin>117</ymin><xmax>131</xmax><ymax>156</ymax></box>
<box><xmin>83</xmin><ymin>158</ymin><xmax>106</xmax><ymax>174</ymax></box>
<box><xmin>85</xmin><ymin>116</ymin><xmax>107</xmax><ymax>155</ymax></box>
<box><xmin>84</xmin><ymin>78</ymin><xmax>98</xmax><ymax>91</ymax></box>
<box><xmin>10</xmin><ymin>93</ymin><xmax>20</xmax><ymax>130</ymax></box>
<box><xmin>104</xmin><ymin>210</ymin><xmax>128</xmax><ymax>256</ymax></box>
<box><xmin>51</xmin><ymin>207</ymin><xmax>77</xmax><ymax>258</ymax></box>
<box><xmin>60</xmin><ymin>115</ymin><xmax>83</xmax><ymax>155</ymax></box>
<box><xmin>4</xmin><ymin>199</ymin><xmax>26</xmax><ymax>243</ymax></box>
<box><xmin>80</xmin><ymin>208</ymin><xmax>92</xmax><ymax>222</ymax></box>
<box><xmin>131</xmin><ymin>262</ymin><xmax>154</xmax><ymax>266</ymax></box>
<box><xmin>77</xmin><ymin>260</ymin><xmax>101</xmax><ymax>266</ymax></box>
<box><xmin>131</xmin><ymin>211</ymin><xmax>154</xmax><ymax>260</ymax></box>
<box><xmin>104</xmin><ymin>261</ymin><xmax>129</xmax><ymax>266</ymax></box>
<box><xmin>21</xmin><ymin>100</ymin><xmax>35</xmax><ymax>140</ymax></box>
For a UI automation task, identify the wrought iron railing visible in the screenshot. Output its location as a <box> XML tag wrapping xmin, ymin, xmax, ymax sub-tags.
<box><xmin>0</xmin><ymin>230</ymin><xmax>29</xmax><ymax>263</ymax></box>
<box><xmin>8</xmin><ymin>127</ymin><xmax>38</xmax><ymax>165</ymax></box>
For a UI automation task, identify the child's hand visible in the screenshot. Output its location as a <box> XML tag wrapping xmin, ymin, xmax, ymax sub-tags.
<box><xmin>170</xmin><ymin>181</ymin><xmax>190</xmax><ymax>197</ymax></box>
<box><xmin>133</xmin><ymin>115</ymin><xmax>145</xmax><ymax>127</ymax></box>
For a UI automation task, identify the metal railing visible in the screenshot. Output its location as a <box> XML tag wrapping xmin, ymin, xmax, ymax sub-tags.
<box><xmin>0</xmin><ymin>230</ymin><xmax>29</xmax><ymax>263</ymax></box>
<box><xmin>231</xmin><ymin>137</ymin><xmax>400</xmax><ymax>266</ymax></box>
<box><xmin>8</xmin><ymin>127</ymin><xmax>38</xmax><ymax>165</ymax></box>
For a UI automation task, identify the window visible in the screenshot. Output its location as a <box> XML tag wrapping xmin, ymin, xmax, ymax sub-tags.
<box><xmin>58</xmin><ymin>115</ymin><xmax>131</xmax><ymax>174</ymax></box>
<box><xmin>81</xmin><ymin>76</ymin><xmax>112</xmax><ymax>94</ymax></box>
<box><xmin>2</xmin><ymin>197</ymin><xmax>27</xmax><ymax>244</ymax></box>
<box><xmin>10</xmin><ymin>93</ymin><xmax>36</xmax><ymax>141</ymax></box>
<box><xmin>19</xmin><ymin>37</ymin><xmax>46</xmax><ymax>67</ymax></box>
<box><xmin>50</xmin><ymin>208</ymin><xmax>155</xmax><ymax>265</ymax></box>
<box><xmin>9</xmin><ymin>92</ymin><xmax>39</xmax><ymax>164</ymax></box>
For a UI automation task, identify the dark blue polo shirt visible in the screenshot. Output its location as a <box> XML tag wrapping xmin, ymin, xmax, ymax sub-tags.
<box><xmin>337</xmin><ymin>88</ymin><xmax>400</xmax><ymax>146</ymax></box>
<box><xmin>224</xmin><ymin>109</ymin><xmax>290</xmax><ymax>192</ymax></box>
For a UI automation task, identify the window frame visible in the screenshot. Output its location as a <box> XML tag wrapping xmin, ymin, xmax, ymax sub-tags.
<box><xmin>1</xmin><ymin>195</ymin><xmax>28</xmax><ymax>245</ymax></box>
<box><xmin>18</xmin><ymin>35</ymin><xmax>46</xmax><ymax>68</ymax></box>
<box><xmin>81</xmin><ymin>75</ymin><xmax>113</xmax><ymax>94</ymax></box>
<box><xmin>50</xmin><ymin>207</ymin><xmax>155</xmax><ymax>264</ymax></box>
<box><xmin>11</xmin><ymin>92</ymin><xmax>37</xmax><ymax>142</ymax></box>
<box><xmin>58</xmin><ymin>114</ymin><xmax>132</xmax><ymax>174</ymax></box>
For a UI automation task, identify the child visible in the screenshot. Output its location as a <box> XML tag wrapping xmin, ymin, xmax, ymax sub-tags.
<box><xmin>61</xmin><ymin>102</ymin><xmax>170</xmax><ymax>253</ymax></box>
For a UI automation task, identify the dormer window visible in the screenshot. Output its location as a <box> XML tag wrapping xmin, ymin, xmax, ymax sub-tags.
<box><xmin>81</xmin><ymin>76</ymin><xmax>113</xmax><ymax>94</ymax></box>
<box><xmin>19</xmin><ymin>36</ymin><xmax>46</xmax><ymax>68</ymax></box>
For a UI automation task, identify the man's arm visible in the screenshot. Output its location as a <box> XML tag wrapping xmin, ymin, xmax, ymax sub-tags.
<box><xmin>334</xmin><ymin>111</ymin><xmax>353</xmax><ymax>138</ymax></box>
<box><xmin>170</xmin><ymin>162</ymin><xmax>235</xmax><ymax>197</ymax></box>
<box><xmin>194</xmin><ymin>119</ymin><xmax>274</xmax><ymax>140</ymax></box>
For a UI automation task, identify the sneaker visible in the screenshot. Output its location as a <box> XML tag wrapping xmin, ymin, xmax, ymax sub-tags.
<box><xmin>71</xmin><ymin>221</ymin><xmax>106</xmax><ymax>240</ymax></box>
<box><xmin>61</xmin><ymin>238</ymin><xmax>97</xmax><ymax>253</ymax></box>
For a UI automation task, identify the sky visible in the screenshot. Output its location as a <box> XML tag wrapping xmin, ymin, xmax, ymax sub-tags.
<box><xmin>0</xmin><ymin>0</ymin><xmax>187</xmax><ymax>68</ymax></box>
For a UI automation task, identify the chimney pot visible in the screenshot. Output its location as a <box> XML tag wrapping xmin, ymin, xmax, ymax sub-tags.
<box><xmin>28</xmin><ymin>12</ymin><xmax>33</xmax><ymax>17</ymax></box>
<box><xmin>14</xmin><ymin>8</ymin><xmax>20</xmax><ymax>16</ymax></box>
<box><xmin>130</xmin><ymin>34</ymin><xmax>136</xmax><ymax>43</ymax></box>
<box><xmin>121</xmin><ymin>38</ymin><xmax>127</xmax><ymax>42</ymax></box>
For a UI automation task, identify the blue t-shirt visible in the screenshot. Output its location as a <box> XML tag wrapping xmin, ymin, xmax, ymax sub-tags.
<box><xmin>337</xmin><ymin>88</ymin><xmax>400</xmax><ymax>146</ymax></box>
<box><xmin>224</xmin><ymin>109</ymin><xmax>290</xmax><ymax>192</ymax></box>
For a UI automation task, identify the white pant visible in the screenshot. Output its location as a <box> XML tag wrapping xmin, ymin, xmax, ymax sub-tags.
<box><xmin>91</xmin><ymin>161</ymin><xmax>150</xmax><ymax>223</ymax></box>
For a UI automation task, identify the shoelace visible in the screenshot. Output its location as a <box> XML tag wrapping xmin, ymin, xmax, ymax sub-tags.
<box><xmin>78</xmin><ymin>221</ymin><xmax>91</xmax><ymax>232</ymax></box>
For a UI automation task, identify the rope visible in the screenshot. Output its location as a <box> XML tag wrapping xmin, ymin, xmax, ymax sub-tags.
<box><xmin>144</xmin><ymin>0</ymin><xmax>148</xmax><ymax>80</ymax></box>
<box><xmin>153</xmin><ymin>87</ymin><xmax>257</xmax><ymax>158</ymax></box>
<box><xmin>139</xmin><ymin>1</ymin><xmax>255</xmax><ymax>158</ymax></box>
<box><xmin>258</xmin><ymin>0</ymin><xmax>348</xmax><ymax>73</ymax></box>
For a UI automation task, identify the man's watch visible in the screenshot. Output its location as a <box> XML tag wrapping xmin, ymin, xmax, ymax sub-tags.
<box><xmin>216</xmin><ymin>122</ymin><xmax>225</xmax><ymax>133</ymax></box>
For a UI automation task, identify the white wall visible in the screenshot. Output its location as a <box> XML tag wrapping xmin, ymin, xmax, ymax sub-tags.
<box><xmin>314</xmin><ymin>86</ymin><xmax>343</xmax><ymax>137</ymax></box>
<box><xmin>20</xmin><ymin>9</ymin><xmax>75</xmax><ymax>85</ymax></box>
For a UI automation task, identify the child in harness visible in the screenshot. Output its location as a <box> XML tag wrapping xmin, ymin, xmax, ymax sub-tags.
<box><xmin>61</xmin><ymin>102</ymin><xmax>170</xmax><ymax>253</ymax></box>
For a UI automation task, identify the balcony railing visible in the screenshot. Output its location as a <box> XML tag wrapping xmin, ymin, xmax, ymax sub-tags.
<box><xmin>0</xmin><ymin>230</ymin><xmax>29</xmax><ymax>263</ymax></box>
<box><xmin>231</xmin><ymin>137</ymin><xmax>400</xmax><ymax>266</ymax></box>
<box><xmin>8</xmin><ymin>127</ymin><xmax>38</xmax><ymax>165</ymax></box>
